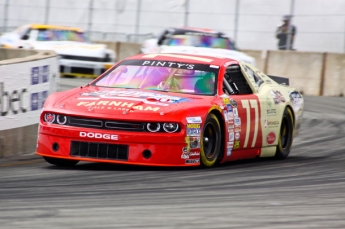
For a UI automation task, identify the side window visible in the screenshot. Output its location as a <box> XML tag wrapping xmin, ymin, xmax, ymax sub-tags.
<box><xmin>244</xmin><ymin>66</ymin><xmax>264</xmax><ymax>88</ymax></box>
<box><xmin>224</xmin><ymin>65</ymin><xmax>253</xmax><ymax>95</ymax></box>
<box><xmin>21</xmin><ymin>28</ymin><xmax>31</xmax><ymax>40</ymax></box>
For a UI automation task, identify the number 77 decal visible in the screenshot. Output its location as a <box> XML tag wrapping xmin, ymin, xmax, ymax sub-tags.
<box><xmin>241</xmin><ymin>100</ymin><xmax>259</xmax><ymax>148</ymax></box>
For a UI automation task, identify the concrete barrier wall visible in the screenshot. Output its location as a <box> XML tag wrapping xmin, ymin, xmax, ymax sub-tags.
<box><xmin>94</xmin><ymin>41</ymin><xmax>142</xmax><ymax>62</ymax></box>
<box><xmin>0</xmin><ymin>48</ymin><xmax>59</xmax><ymax>158</ymax></box>
<box><xmin>242</xmin><ymin>49</ymin><xmax>266</xmax><ymax>71</ymax></box>
<box><xmin>265</xmin><ymin>51</ymin><xmax>325</xmax><ymax>96</ymax></box>
<box><xmin>323</xmin><ymin>53</ymin><xmax>345</xmax><ymax>96</ymax></box>
<box><xmin>117</xmin><ymin>42</ymin><xmax>142</xmax><ymax>61</ymax></box>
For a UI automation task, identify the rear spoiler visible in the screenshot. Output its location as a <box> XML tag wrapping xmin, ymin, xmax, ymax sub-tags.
<box><xmin>268</xmin><ymin>75</ymin><xmax>289</xmax><ymax>86</ymax></box>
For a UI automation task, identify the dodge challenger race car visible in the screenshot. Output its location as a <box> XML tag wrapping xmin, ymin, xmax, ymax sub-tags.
<box><xmin>141</xmin><ymin>27</ymin><xmax>256</xmax><ymax>66</ymax></box>
<box><xmin>36</xmin><ymin>53</ymin><xmax>304</xmax><ymax>167</ymax></box>
<box><xmin>0</xmin><ymin>24</ymin><xmax>115</xmax><ymax>78</ymax></box>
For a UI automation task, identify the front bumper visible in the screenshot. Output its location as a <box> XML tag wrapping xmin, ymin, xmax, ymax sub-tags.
<box><xmin>36</xmin><ymin>124</ymin><xmax>201</xmax><ymax>166</ymax></box>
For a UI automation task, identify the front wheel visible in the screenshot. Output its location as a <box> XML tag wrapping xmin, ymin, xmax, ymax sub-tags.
<box><xmin>275</xmin><ymin>107</ymin><xmax>294</xmax><ymax>159</ymax></box>
<box><xmin>200</xmin><ymin>113</ymin><xmax>222</xmax><ymax>167</ymax></box>
<box><xmin>43</xmin><ymin>156</ymin><xmax>79</xmax><ymax>167</ymax></box>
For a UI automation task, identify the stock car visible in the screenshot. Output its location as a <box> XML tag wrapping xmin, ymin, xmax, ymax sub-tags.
<box><xmin>36</xmin><ymin>53</ymin><xmax>304</xmax><ymax>167</ymax></box>
<box><xmin>141</xmin><ymin>27</ymin><xmax>256</xmax><ymax>65</ymax></box>
<box><xmin>0</xmin><ymin>24</ymin><xmax>115</xmax><ymax>77</ymax></box>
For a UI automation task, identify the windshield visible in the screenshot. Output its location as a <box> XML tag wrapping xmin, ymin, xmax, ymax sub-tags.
<box><xmin>164</xmin><ymin>35</ymin><xmax>236</xmax><ymax>50</ymax></box>
<box><xmin>93</xmin><ymin>59</ymin><xmax>219</xmax><ymax>95</ymax></box>
<box><xmin>34</xmin><ymin>29</ymin><xmax>88</xmax><ymax>42</ymax></box>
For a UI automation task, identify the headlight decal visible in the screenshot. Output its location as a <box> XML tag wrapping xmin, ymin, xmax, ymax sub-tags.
<box><xmin>44</xmin><ymin>113</ymin><xmax>55</xmax><ymax>124</ymax></box>
<box><xmin>162</xmin><ymin>123</ymin><xmax>179</xmax><ymax>133</ymax></box>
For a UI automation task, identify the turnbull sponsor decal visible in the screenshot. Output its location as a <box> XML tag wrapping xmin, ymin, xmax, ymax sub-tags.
<box><xmin>77</xmin><ymin>101</ymin><xmax>160</xmax><ymax>111</ymax></box>
<box><xmin>80</xmin><ymin>90</ymin><xmax>185</xmax><ymax>103</ymax></box>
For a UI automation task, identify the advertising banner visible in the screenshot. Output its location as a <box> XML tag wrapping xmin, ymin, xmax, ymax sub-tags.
<box><xmin>0</xmin><ymin>57</ymin><xmax>60</xmax><ymax>130</ymax></box>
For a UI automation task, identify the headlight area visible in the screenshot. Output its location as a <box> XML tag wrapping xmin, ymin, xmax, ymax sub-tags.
<box><xmin>41</xmin><ymin>112</ymin><xmax>181</xmax><ymax>133</ymax></box>
<box><xmin>43</xmin><ymin>113</ymin><xmax>67</xmax><ymax>125</ymax></box>
<box><xmin>146</xmin><ymin>122</ymin><xmax>180</xmax><ymax>133</ymax></box>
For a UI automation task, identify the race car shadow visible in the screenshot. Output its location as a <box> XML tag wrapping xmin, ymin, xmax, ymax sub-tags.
<box><xmin>45</xmin><ymin>155</ymin><xmax>328</xmax><ymax>172</ymax></box>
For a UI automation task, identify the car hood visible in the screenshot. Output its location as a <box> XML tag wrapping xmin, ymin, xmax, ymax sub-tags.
<box><xmin>50</xmin><ymin>87</ymin><xmax>210</xmax><ymax>120</ymax></box>
<box><xmin>33</xmin><ymin>41</ymin><xmax>109</xmax><ymax>57</ymax></box>
<box><xmin>160</xmin><ymin>45</ymin><xmax>256</xmax><ymax>66</ymax></box>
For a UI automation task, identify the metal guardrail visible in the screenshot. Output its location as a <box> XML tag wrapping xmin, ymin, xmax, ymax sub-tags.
<box><xmin>0</xmin><ymin>26</ymin><xmax>154</xmax><ymax>43</ymax></box>
<box><xmin>88</xmin><ymin>32</ymin><xmax>155</xmax><ymax>43</ymax></box>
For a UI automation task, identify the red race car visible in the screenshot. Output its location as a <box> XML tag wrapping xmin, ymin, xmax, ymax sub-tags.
<box><xmin>36</xmin><ymin>53</ymin><xmax>304</xmax><ymax>167</ymax></box>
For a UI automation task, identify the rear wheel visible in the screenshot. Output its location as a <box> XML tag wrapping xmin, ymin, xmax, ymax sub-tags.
<box><xmin>275</xmin><ymin>107</ymin><xmax>294</xmax><ymax>159</ymax></box>
<box><xmin>43</xmin><ymin>156</ymin><xmax>79</xmax><ymax>167</ymax></box>
<box><xmin>200</xmin><ymin>113</ymin><xmax>222</xmax><ymax>167</ymax></box>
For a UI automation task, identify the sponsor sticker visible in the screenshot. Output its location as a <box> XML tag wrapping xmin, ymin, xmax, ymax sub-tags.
<box><xmin>233</xmin><ymin>108</ymin><xmax>239</xmax><ymax>117</ymax></box>
<box><xmin>229</xmin><ymin>131</ymin><xmax>234</xmax><ymax>142</ymax></box>
<box><xmin>267</xmin><ymin>109</ymin><xmax>276</xmax><ymax>116</ymax></box>
<box><xmin>266</xmin><ymin>97</ymin><xmax>273</xmax><ymax>108</ymax></box>
<box><xmin>186</xmin><ymin>123</ymin><xmax>201</xmax><ymax>136</ymax></box>
<box><xmin>227</xmin><ymin>148</ymin><xmax>232</xmax><ymax>156</ymax></box>
<box><xmin>222</xmin><ymin>98</ymin><xmax>230</xmax><ymax>104</ymax></box>
<box><xmin>79</xmin><ymin>132</ymin><xmax>118</xmax><ymax>140</ymax></box>
<box><xmin>234</xmin><ymin>140</ymin><xmax>240</xmax><ymax>149</ymax></box>
<box><xmin>234</xmin><ymin>117</ymin><xmax>241</xmax><ymax>126</ymax></box>
<box><xmin>266</xmin><ymin>131</ymin><xmax>276</xmax><ymax>144</ymax></box>
<box><xmin>77</xmin><ymin>101</ymin><xmax>161</xmax><ymax>112</ymax></box>
<box><xmin>226</xmin><ymin>104</ymin><xmax>233</xmax><ymax>112</ymax></box>
<box><xmin>142</xmin><ymin>60</ymin><xmax>195</xmax><ymax>69</ymax></box>
<box><xmin>290</xmin><ymin>91</ymin><xmax>303</xmax><ymax>112</ymax></box>
<box><xmin>186</xmin><ymin>116</ymin><xmax>202</xmax><ymax>123</ymax></box>
<box><xmin>270</xmin><ymin>90</ymin><xmax>286</xmax><ymax>104</ymax></box>
<box><xmin>223</xmin><ymin>110</ymin><xmax>228</xmax><ymax>121</ymax></box>
<box><xmin>189</xmin><ymin>151</ymin><xmax>200</xmax><ymax>157</ymax></box>
<box><xmin>235</xmin><ymin>132</ymin><xmax>240</xmax><ymax>140</ymax></box>
<box><xmin>268</xmin><ymin>120</ymin><xmax>279</xmax><ymax>128</ymax></box>
<box><xmin>181</xmin><ymin>147</ymin><xmax>189</xmax><ymax>159</ymax></box>
<box><xmin>189</xmin><ymin>136</ymin><xmax>201</xmax><ymax>149</ymax></box>
<box><xmin>230</xmin><ymin>99</ymin><xmax>238</xmax><ymax>107</ymax></box>
<box><xmin>227</xmin><ymin>111</ymin><xmax>234</xmax><ymax>120</ymax></box>
<box><xmin>185</xmin><ymin>159</ymin><xmax>200</xmax><ymax>164</ymax></box>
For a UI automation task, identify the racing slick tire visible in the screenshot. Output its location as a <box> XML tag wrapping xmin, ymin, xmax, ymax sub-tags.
<box><xmin>275</xmin><ymin>107</ymin><xmax>294</xmax><ymax>159</ymax></box>
<box><xmin>200</xmin><ymin>113</ymin><xmax>222</xmax><ymax>167</ymax></box>
<box><xmin>43</xmin><ymin>156</ymin><xmax>79</xmax><ymax>167</ymax></box>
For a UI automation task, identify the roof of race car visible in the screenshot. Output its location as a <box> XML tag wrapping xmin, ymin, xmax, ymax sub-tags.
<box><xmin>27</xmin><ymin>24</ymin><xmax>83</xmax><ymax>32</ymax></box>
<box><xmin>165</xmin><ymin>27</ymin><xmax>227</xmax><ymax>37</ymax></box>
<box><xmin>124</xmin><ymin>53</ymin><xmax>240</xmax><ymax>66</ymax></box>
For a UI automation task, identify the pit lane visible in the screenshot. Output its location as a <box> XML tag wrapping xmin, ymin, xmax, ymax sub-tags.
<box><xmin>0</xmin><ymin>78</ymin><xmax>344</xmax><ymax>229</ymax></box>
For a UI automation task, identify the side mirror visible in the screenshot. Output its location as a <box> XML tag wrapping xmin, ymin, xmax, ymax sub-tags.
<box><xmin>22</xmin><ymin>34</ymin><xmax>29</xmax><ymax>40</ymax></box>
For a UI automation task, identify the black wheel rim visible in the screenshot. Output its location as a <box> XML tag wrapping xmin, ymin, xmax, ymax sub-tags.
<box><xmin>203</xmin><ymin>122</ymin><xmax>217</xmax><ymax>159</ymax></box>
<box><xmin>280</xmin><ymin>117</ymin><xmax>289</xmax><ymax>149</ymax></box>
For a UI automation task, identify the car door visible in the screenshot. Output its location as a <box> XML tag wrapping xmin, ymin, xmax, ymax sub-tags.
<box><xmin>222</xmin><ymin>64</ymin><xmax>263</xmax><ymax>160</ymax></box>
<box><xmin>242</xmin><ymin>64</ymin><xmax>282</xmax><ymax>153</ymax></box>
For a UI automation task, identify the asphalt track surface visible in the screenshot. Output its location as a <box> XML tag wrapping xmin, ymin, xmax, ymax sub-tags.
<box><xmin>0</xmin><ymin>78</ymin><xmax>344</xmax><ymax>229</ymax></box>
